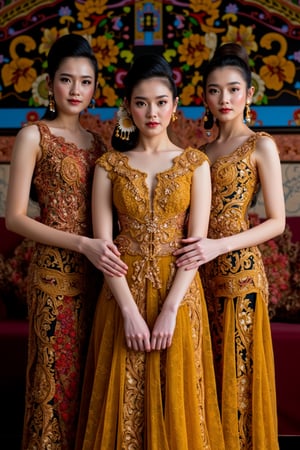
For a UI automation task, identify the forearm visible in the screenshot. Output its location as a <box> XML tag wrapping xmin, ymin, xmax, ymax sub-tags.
<box><xmin>219</xmin><ymin>217</ymin><xmax>286</xmax><ymax>254</ymax></box>
<box><xmin>103</xmin><ymin>273</ymin><xmax>151</xmax><ymax>351</ymax></box>
<box><xmin>103</xmin><ymin>274</ymin><xmax>138</xmax><ymax>315</ymax></box>
<box><xmin>163</xmin><ymin>266</ymin><xmax>198</xmax><ymax>313</ymax></box>
<box><xmin>103</xmin><ymin>264</ymin><xmax>197</xmax><ymax>319</ymax></box>
<box><xmin>176</xmin><ymin>215</ymin><xmax>286</xmax><ymax>269</ymax></box>
<box><xmin>6</xmin><ymin>213</ymin><xmax>87</xmax><ymax>253</ymax></box>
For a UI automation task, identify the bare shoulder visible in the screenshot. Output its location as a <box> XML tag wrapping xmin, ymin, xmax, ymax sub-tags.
<box><xmin>253</xmin><ymin>133</ymin><xmax>281</xmax><ymax>169</ymax></box>
<box><xmin>15</xmin><ymin>123</ymin><xmax>41</xmax><ymax>144</ymax></box>
<box><xmin>255</xmin><ymin>132</ymin><xmax>279</xmax><ymax>156</ymax></box>
<box><xmin>255</xmin><ymin>132</ymin><xmax>277</xmax><ymax>149</ymax></box>
<box><xmin>12</xmin><ymin>123</ymin><xmax>42</xmax><ymax>161</ymax></box>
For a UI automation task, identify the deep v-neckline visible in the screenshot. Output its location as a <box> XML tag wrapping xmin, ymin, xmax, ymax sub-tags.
<box><xmin>121</xmin><ymin>149</ymin><xmax>186</xmax><ymax>211</ymax></box>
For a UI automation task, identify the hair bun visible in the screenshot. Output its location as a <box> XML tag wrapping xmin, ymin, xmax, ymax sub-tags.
<box><xmin>214</xmin><ymin>43</ymin><xmax>249</xmax><ymax>67</ymax></box>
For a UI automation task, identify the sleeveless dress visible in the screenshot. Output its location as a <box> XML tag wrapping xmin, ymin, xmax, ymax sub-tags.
<box><xmin>76</xmin><ymin>147</ymin><xmax>225</xmax><ymax>450</ymax></box>
<box><xmin>22</xmin><ymin>122</ymin><xmax>105</xmax><ymax>450</ymax></box>
<box><xmin>201</xmin><ymin>133</ymin><xmax>279</xmax><ymax>449</ymax></box>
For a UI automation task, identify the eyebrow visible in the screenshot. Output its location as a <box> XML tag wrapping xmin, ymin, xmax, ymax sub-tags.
<box><xmin>207</xmin><ymin>81</ymin><xmax>241</xmax><ymax>87</ymax></box>
<box><xmin>133</xmin><ymin>94</ymin><xmax>169</xmax><ymax>100</ymax></box>
<box><xmin>59</xmin><ymin>72</ymin><xmax>93</xmax><ymax>79</ymax></box>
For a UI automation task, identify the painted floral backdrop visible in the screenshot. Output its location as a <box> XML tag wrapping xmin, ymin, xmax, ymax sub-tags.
<box><xmin>0</xmin><ymin>0</ymin><xmax>299</xmax><ymax>125</ymax></box>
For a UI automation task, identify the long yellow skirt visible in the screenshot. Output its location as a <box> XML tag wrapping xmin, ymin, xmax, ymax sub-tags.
<box><xmin>206</xmin><ymin>290</ymin><xmax>279</xmax><ymax>450</ymax></box>
<box><xmin>76</xmin><ymin>256</ymin><xmax>224</xmax><ymax>450</ymax></box>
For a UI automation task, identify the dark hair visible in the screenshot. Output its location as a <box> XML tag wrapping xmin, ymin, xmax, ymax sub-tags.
<box><xmin>124</xmin><ymin>53</ymin><xmax>177</xmax><ymax>101</ymax></box>
<box><xmin>203</xmin><ymin>43</ymin><xmax>252</xmax><ymax>91</ymax></box>
<box><xmin>43</xmin><ymin>34</ymin><xmax>98</xmax><ymax>120</ymax></box>
<box><xmin>111</xmin><ymin>53</ymin><xmax>177</xmax><ymax>151</ymax></box>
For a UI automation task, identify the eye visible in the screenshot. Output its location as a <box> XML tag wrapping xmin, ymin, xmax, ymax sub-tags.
<box><xmin>60</xmin><ymin>77</ymin><xmax>71</xmax><ymax>83</ymax></box>
<box><xmin>135</xmin><ymin>100</ymin><xmax>146</xmax><ymax>107</ymax></box>
<box><xmin>158</xmin><ymin>100</ymin><xmax>167</xmax><ymax>106</ymax></box>
<box><xmin>208</xmin><ymin>88</ymin><xmax>219</xmax><ymax>95</ymax></box>
<box><xmin>82</xmin><ymin>79</ymin><xmax>92</xmax><ymax>85</ymax></box>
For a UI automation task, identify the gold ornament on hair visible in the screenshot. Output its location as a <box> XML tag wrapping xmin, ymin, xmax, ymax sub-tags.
<box><xmin>114</xmin><ymin>105</ymin><xmax>136</xmax><ymax>141</ymax></box>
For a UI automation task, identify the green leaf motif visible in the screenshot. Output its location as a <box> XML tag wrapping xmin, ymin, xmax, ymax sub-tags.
<box><xmin>99</xmin><ymin>19</ymin><xmax>107</xmax><ymax>28</ymax></box>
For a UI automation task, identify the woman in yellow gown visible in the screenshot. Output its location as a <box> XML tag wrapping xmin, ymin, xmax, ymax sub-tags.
<box><xmin>76</xmin><ymin>54</ymin><xmax>224</xmax><ymax>449</ymax></box>
<box><xmin>175</xmin><ymin>43</ymin><xmax>285</xmax><ymax>449</ymax></box>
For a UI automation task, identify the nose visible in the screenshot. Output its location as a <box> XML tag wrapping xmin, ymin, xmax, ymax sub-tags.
<box><xmin>219</xmin><ymin>90</ymin><xmax>229</xmax><ymax>104</ymax></box>
<box><xmin>70</xmin><ymin>82</ymin><xmax>80</xmax><ymax>96</ymax></box>
<box><xmin>147</xmin><ymin>103</ymin><xmax>157</xmax><ymax>117</ymax></box>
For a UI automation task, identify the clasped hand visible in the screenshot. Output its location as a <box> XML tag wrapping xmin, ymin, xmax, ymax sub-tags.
<box><xmin>174</xmin><ymin>236</ymin><xmax>222</xmax><ymax>270</ymax></box>
<box><xmin>123</xmin><ymin>307</ymin><xmax>177</xmax><ymax>352</ymax></box>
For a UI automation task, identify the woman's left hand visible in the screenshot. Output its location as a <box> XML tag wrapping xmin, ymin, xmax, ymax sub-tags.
<box><xmin>151</xmin><ymin>307</ymin><xmax>177</xmax><ymax>351</ymax></box>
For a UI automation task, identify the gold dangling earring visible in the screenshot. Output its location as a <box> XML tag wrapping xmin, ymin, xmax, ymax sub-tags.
<box><xmin>171</xmin><ymin>112</ymin><xmax>178</xmax><ymax>122</ymax></box>
<box><xmin>245</xmin><ymin>102</ymin><xmax>251</xmax><ymax>124</ymax></box>
<box><xmin>114</xmin><ymin>104</ymin><xmax>136</xmax><ymax>141</ymax></box>
<box><xmin>48</xmin><ymin>92</ymin><xmax>55</xmax><ymax>113</ymax></box>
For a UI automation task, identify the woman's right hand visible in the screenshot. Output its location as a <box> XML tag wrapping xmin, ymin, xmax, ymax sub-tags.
<box><xmin>81</xmin><ymin>237</ymin><xmax>128</xmax><ymax>276</ymax></box>
<box><xmin>123</xmin><ymin>307</ymin><xmax>151</xmax><ymax>352</ymax></box>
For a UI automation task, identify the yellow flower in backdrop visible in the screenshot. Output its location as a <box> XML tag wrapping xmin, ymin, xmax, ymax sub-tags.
<box><xmin>102</xmin><ymin>85</ymin><xmax>118</xmax><ymax>107</ymax></box>
<box><xmin>92</xmin><ymin>35</ymin><xmax>119</xmax><ymax>69</ymax></box>
<box><xmin>196</xmin><ymin>84</ymin><xmax>204</xmax><ymax>102</ymax></box>
<box><xmin>97</xmin><ymin>74</ymin><xmax>106</xmax><ymax>88</ymax></box>
<box><xmin>2</xmin><ymin>35</ymin><xmax>37</xmax><ymax>93</ymax></box>
<box><xmin>192</xmin><ymin>71</ymin><xmax>202</xmax><ymax>86</ymax></box>
<box><xmin>190</xmin><ymin>0</ymin><xmax>221</xmax><ymax>27</ymax></box>
<box><xmin>39</xmin><ymin>27</ymin><xmax>69</xmax><ymax>55</ymax></box>
<box><xmin>76</xmin><ymin>0</ymin><xmax>107</xmax><ymax>28</ymax></box>
<box><xmin>180</xmin><ymin>84</ymin><xmax>195</xmax><ymax>106</ymax></box>
<box><xmin>222</xmin><ymin>25</ymin><xmax>258</xmax><ymax>53</ymax></box>
<box><xmin>178</xmin><ymin>34</ymin><xmax>210</xmax><ymax>68</ymax></box>
<box><xmin>260</xmin><ymin>55</ymin><xmax>296</xmax><ymax>91</ymax></box>
<box><xmin>2</xmin><ymin>58</ymin><xmax>37</xmax><ymax>93</ymax></box>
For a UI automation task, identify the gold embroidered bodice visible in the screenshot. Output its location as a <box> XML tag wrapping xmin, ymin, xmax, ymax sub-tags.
<box><xmin>32</xmin><ymin>121</ymin><xmax>105</xmax><ymax>237</ymax></box>
<box><xmin>208</xmin><ymin>133</ymin><xmax>265</xmax><ymax>238</ymax></box>
<box><xmin>97</xmin><ymin>147</ymin><xmax>208</xmax><ymax>288</ymax></box>
<box><xmin>202</xmin><ymin>133</ymin><xmax>272</xmax><ymax>300</ymax></box>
